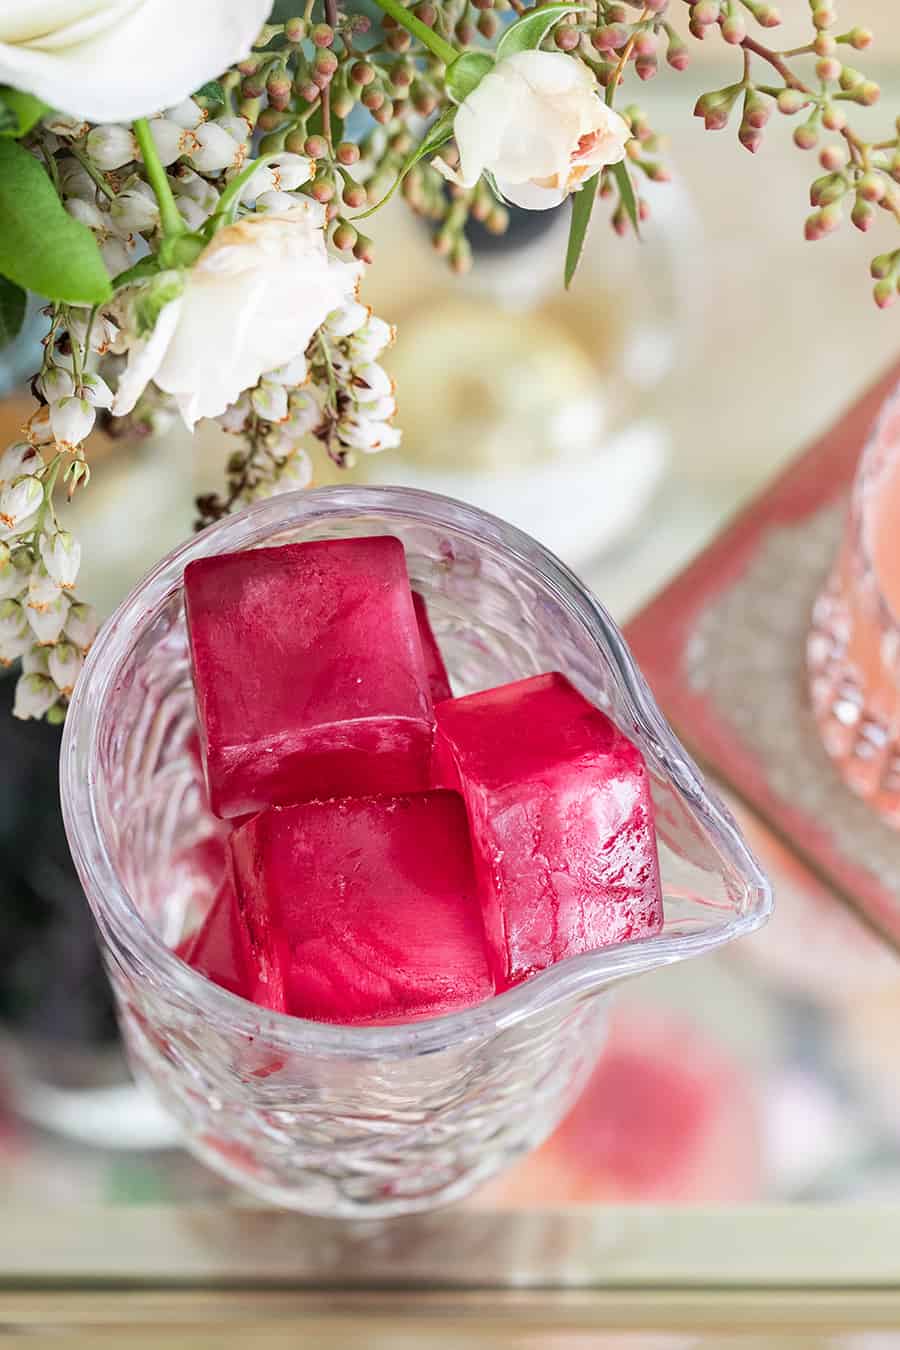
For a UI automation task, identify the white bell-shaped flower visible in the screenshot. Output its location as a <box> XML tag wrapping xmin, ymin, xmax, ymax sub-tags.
<box><xmin>22</xmin><ymin>645</ymin><xmax>49</xmax><ymax>676</ymax></box>
<box><xmin>49</xmin><ymin>641</ymin><xmax>83</xmax><ymax>695</ymax></box>
<box><xmin>265</xmin><ymin>355</ymin><xmax>309</xmax><ymax>387</ymax></box>
<box><xmin>66</xmin><ymin>602</ymin><xmax>99</xmax><ymax>650</ymax></box>
<box><xmin>215</xmin><ymin>115</ymin><xmax>252</xmax><ymax>147</ymax></box>
<box><xmin>40</xmin><ymin>530</ymin><xmax>81</xmax><ymax>589</ymax></box>
<box><xmin>176</xmin><ymin>197</ymin><xmax>211</xmax><ymax>231</ymax></box>
<box><xmin>0</xmin><ymin>631</ymin><xmax>32</xmax><ymax>665</ymax></box>
<box><xmin>190</xmin><ymin>123</ymin><xmax>242</xmax><ymax>173</ymax></box>
<box><xmin>0</xmin><ymin>475</ymin><xmax>43</xmax><ymax>529</ymax></box>
<box><xmin>217</xmin><ymin>395</ymin><xmax>251</xmax><ymax>434</ymax></box>
<box><xmin>255</xmin><ymin>189</ymin><xmax>299</xmax><ymax>215</ymax></box>
<box><xmin>57</xmin><ymin>158</ymin><xmax>96</xmax><ymax>201</ymax></box>
<box><xmin>28</xmin><ymin>561</ymin><xmax>62</xmax><ymax>612</ymax></box>
<box><xmin>0</xmin><ymin>598</ymin><xmax>27</xmax><ymax>642</ymax></box>
<box><xmin>27</xmin><ymin>592</ymin><xmax>70</xmax><ymax>645</ymax></box>
<box><xmin>100</xmin><ymin>235</ymin><xmax>133</xmax><ymax>277</ymax></box>
<box><xmin>145</xmin><ymin>118</ymin><xmax>199</xmax><ymax>167</ymax></box>
<box><xmin>110</xmin><ymin>186</ymin><xmax>160</xmax><ymax>234</ymax></box>
<box><xmin>12</xmin><ymin>672</ymin><xmax>58</xmax><ymax>720</ymax></box>
<box><xmin>0</xmin><ymin>557</ymin><xmax>26</xmax><ymax>601</ymax></box>
<box><xmin>326</xmin><ymin>301</ymin><xmax>370</xmax><ymax>339</ymax></box>
<box><xmin>0</xmin><ymin>442</ymin><xmax>41</xmax><ymax>484</ymax></box>
<box><xmin>351</xmin><ymin>362</ymin><xmax>394</xmax><ymax>403</ymax></box>
<box><xmin>39</xmin><ymin>366</ymin><xmax>75</xmax><ymax>403</ymax></box>
<box><xmin>166</xmin><ymin>98</ymin><xmax>205</xmax><ymax>130</ymax></box>
<box><xmin>81</xmin><ymin>373</ymin><xmax>114</xmax><ymax>409</ymax></box>
<box><xmin>272</xmin><ymin>153</ymin><xmax>313</xmax><ymax>192</ymax></box>
<box><xmin>251</xmin><ymin>381</ymin><xmax>289</xmax><ymax>423</ymax></box>
<box><xmin>50</xmin><ymin>397</ymin><xmax>96</xmax><ymax>450</ymax></box>
<box><xmin>86</xmin><ymin>124</ymin><xmax>136</xmax><ymax>170</ymax></box>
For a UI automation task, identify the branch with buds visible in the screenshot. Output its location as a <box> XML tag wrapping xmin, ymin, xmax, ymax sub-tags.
<box><xmin>0</xmin><ymin>0</ymin><xmax>893</xmax><ymax>721</ymax></box>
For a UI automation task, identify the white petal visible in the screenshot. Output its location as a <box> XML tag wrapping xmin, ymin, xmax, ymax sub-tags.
<box><xmin>0</xmin><ymin>0</ymin><xmax>274</xmax><ymax>123</ymax></box>
<box><xmin>152</xmin><ymin>208</ymin><xmax>361</xmax><ymax>427</ymax></box>
<box><xmin>498</xmin><ymin>177</ymin><xmax>567</xmax><ymax>210</ymax></box>
<box><xmin>111</xmin><ymin>295</ymin><xmax>184</xmax><ymax>417</ymax></box>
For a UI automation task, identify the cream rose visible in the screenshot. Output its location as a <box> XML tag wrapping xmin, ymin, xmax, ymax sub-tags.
<box><xmin>441</xmin><ymin>50</ymin><xmax>631</xmax><ymax>210</ymax></box>
<box><xmin>0</xmin><ymin>1</ymin><xmax>273</xmax><ymax>123</ymax></box>
<box><xmin>112</xmin><ymin>203</ymin><xmax>360</xmax><ymax>429</ymax></box>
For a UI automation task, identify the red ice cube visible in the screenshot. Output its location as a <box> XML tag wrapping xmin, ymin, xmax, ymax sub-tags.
<box><xmin>229</xmin><ymin>792</ymin><xmax>494</xmax><ymax>1025</ymax></box>
<box><xmin>433</xmin><ymin>672</ymin><xmax>663</xmax><ymax>988</ymax></box>
<box><xmin>184</xmin><ymin>537</ymin><xmax>435</xmax><ymax>818</ymax></box>
<box><xmin>179</xmin><ymin>880</ymin><xmax>285</xmax><ymax>1009</ymax></box>
<box><xmin>412</xmin><ymin>592</ymin><xmax>452</xmax><ymax>703</ymax></box>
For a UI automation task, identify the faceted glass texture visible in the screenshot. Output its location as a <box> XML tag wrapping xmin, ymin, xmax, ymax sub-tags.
<box><xmin>61</xmin><ymin>487</ymin><xmax>772</xmax><ymax>1217</ymax></box>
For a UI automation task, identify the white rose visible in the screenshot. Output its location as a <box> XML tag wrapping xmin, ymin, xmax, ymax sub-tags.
<box><xmin>0</xmin><ymin>1</ymin><xmax>273</xmax><ymax>123</ymax></box>
<box><xmin>113</xmin><ymin>204</ymin><xmax>360</xmax><ymax>429</ymax></box>
<box><xmin>441</xmin><ymin>51</ymin><xmax>631</xmax><ymax>210</ymax></box>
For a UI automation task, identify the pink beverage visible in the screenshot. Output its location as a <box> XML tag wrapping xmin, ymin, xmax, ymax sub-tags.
<box><xmin>808</xmin><ymin>390</ymin><xmax>900</xmax><ymax>824</ymax></box>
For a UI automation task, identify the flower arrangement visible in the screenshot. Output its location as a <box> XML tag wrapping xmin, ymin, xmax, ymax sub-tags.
<box><xmin>0</xmin><ymin>0</ymin><xmax>895</xmax><ymax>721</ymax></box>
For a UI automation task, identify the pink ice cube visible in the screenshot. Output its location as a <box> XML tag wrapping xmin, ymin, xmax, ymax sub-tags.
<box><xmin>433</xmin><ymin>672</ymin><xmax>663</xmax><ymax>988</ymax></box>
<box><xmin>184</xmin><ymin>537</ymin><xmax>435</xmax><ymax>818</ymax></box>
<box><xmin>229</xmin><ymin>793</ymin><xmax>494</xmax><ymax>1024</ymax></box>
<box><xmin>412</xmin><ymin>592</ymin><xmax>452</xmax><ymax>702</ymax></box>
<box><xmin>179</xmin><ymin>880</ymin><xmax>285</xmax><ymax>1009</ymax></box>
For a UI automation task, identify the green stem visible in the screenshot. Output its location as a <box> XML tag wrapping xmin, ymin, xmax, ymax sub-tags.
<box><xmin>208</xmin><ymin>152</ymin><xmax>283</xmax><ymax>229</ymax></box>
<box><xmin>369</xmin><ymin>0</ymin><xmax>457</xmax><ymax>65</ymax></box>
<box><xmin>133</xmin><ymin>118</ymin><xmax>185</xmax><ymax>238</ymax></box>
<box><xmin>71</xmin><ymin>145</ymin><xmax>116</xmax><ymax>202</ymax></box>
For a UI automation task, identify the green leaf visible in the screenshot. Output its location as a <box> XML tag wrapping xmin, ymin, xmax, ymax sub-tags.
<box><xmin>193</xmin><ymin>80</ymin><xmax>226</xmax><ymax>108</ymax></box>
<box><xmin>0</xmin><ymin>141</ymin><xmax>111</xmax><ymax>305</ymax></box>
<box><xmin>355</xmin><ymin>107</ymin><xmax>457</xmax><ymax>219</ymax></box>
<box><xmin>112</xmin><ymin>255</ymin><xmax>162</xmax><ymax>290</ymax></box>
<box><xmin>564</xmin><ymin>172</ymin><xmax>597</xmax><ymax>289</ymax></box>
<box><xmin>496</xmin><ymin>4</ymin><xmax>589</xmax><ymax>58</ymax></box>
<box><xmin>0</xmin><ymin>276</ymin><xmax>26</xmax><ymax>347</ymax></box>
<box><xmin>445</xmin><ymin>51</ymin><xmax>494</xmax><ymax>104</ymax></box>
<box><xmin>612</xmin><ymin>159</ymin><xmax>639</xmax><ymax>234</ymax></box>
<box><xmin>0</xmin><ymin>88</ymin><xmax>49</xmax><ymax>138</ymax></box>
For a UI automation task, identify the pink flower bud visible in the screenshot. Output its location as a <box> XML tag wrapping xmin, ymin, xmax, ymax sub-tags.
<box><xmin>721</xmin><ymin>15</ymin><xmax>746</xmax><ymax>43</ymax></box>
<box><xmin>816</xmin><ymin>57</ymin><xmax>841</xmax><ymax>82</ymax></box>
<box><xmin>874</xmin><ymin>279</ymin><xmax>898</xmax><ymax>309</ymax></box>
<box><xmin>852</xmin><ymin>196</ymin><xmax>875</xmax><ymax>232</ymax></box>
<box><xmin>793</xmin><ymin>124</ymin><xmax>819</xmax><ymax>151</ymax></box>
